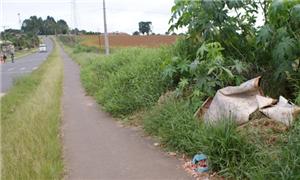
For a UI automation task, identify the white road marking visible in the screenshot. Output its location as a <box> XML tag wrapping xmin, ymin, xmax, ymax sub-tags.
<box><xmin>20</xmin><ymin>67</ymin><xmax>26</xmax><ymax>70</ymax></box>
<box><xmin>3</xmin><ymin>71</ymin><xmax>32</xmax><ymax>74</ymax></box>
<box><xmin>7</xmin><ymin>67</ymin><xmax>15</xmax><ymax>71</ymax></box>
<box><xmin>32</xmin><ymin>66</ymin><xmax>38</xmax><ymax>70</ymax></box>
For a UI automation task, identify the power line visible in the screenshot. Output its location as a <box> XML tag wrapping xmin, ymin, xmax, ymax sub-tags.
<box><xmin>17</xmin><ymin>13</ymin><xmax>21</xmax><ymax>29</ymax></box>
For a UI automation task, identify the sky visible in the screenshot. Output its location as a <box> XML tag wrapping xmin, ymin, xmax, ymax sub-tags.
<box><xmin>0</xmin><ymin>0</ymin><xmax>180</xmax><ymax>34</ymax></box>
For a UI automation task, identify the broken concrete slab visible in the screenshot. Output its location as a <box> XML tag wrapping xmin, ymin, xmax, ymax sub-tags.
<box><xmin>260</xmin><ymin>96</ymin><xmax>300</xmax><ymax>126</ymax></box>
<box><xmin>196</xmin><ymin>77</ymin><xmax>300</xmax><ymax>127</ymax></box>
<box><xmin>203</xmin><ymin>77</ymin><xmax>262</xmax><ymax>124</ymax></box>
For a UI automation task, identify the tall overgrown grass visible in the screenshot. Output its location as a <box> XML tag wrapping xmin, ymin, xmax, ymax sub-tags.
<box><xmin>67</xmin><ymin>46</ymin><xmax>171</xmax><ymax>117</ymax></box>
<box><xmin>1</xmin><ymin>39</ymin><xmax>64</xmax><ymax>179</ymax></box>
<box><xmin>143</xmin><ymin>98</ymin><xmax>268</xmax><ymax>179</ymax></box>
<box><xmin>61</xmin><ymin>39</ymin><xmax>300</xmax><ymax>179</ymax></box>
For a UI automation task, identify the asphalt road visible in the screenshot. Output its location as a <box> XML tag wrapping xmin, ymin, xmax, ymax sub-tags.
<box><xmin>0</xmin><ymin>37</ymin><xmax>53</xmax><ymax>93</ymax></box>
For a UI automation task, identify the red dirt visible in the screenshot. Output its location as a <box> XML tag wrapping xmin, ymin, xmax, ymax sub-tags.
<box><xmin>80</xmin><ymin>35</ymin><xmax>179</xmax><ymax>48</ymax></box>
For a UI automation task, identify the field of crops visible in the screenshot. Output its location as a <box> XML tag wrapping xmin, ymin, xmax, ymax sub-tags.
<box><xmin>79</xmin><ymin>35</ymin><xmax>178</xmax><ymax>48</ymax></box>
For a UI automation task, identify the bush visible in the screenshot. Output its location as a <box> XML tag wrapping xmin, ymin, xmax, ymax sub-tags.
<box><xmin>98</xmin><ymin>48</ymin><xmax>169</xmax><ymax>116</ymax></box>
<box><xmin>79</xmin><ymin>47</ymin><xmax>170</xmax><ymax>116</ymax></box>
<box><xmin>73</xmin><ymin>44</ymin><xmax>98</xmax><ymax>53</ymax></box>
<box><xmin>58</xmin><ymin>35</ymin><xmax>77</xmax><ymax>46</ymax></box>
<box><xmin>80</xmin><ymin>48</ymin><xmax>143</xmax><ymax>95</ymax></box>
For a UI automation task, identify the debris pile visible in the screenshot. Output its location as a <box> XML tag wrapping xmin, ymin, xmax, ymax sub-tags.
<box><xmin>195</xmin><ymin>77</ymin><xmax>300</xmax><ymax>127</ymax></box>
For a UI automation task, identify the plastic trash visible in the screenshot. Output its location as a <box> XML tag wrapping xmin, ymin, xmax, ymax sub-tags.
<box><xmin>192</xmin><ymin>153</ymin><xmax>209</xmax><ymax>173</ymax></box>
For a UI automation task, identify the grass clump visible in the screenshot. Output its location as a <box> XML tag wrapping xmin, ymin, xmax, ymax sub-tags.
<box><xmin>253</xmin><ymin>118</ymin><xmax>300</xmax><ymax>179</ymax></box>
<box><xmin>1</xmin><ymin>39</ymin><xmax>64</xmax><ymax>179</ymax></box>
<box><xmin>73</xmin><ymin>44</ymin><xmax>98</xmax><ymax>54</ymax></box>
<box><xmin>143</xmin><ymin>98</ymin><xmax>265</xmax><ymax>179</ymax></box>
<box><xmin>70</xmin><ymin>47</ymin><xmax>170</xmax><ymax>117</ymax></box>
<box><xmin>96</xmin><ymin>48</ymin><xmax>169</xmax><ymax>116</ymax></box>
<box><xmin>143</xmin><ymin>99</ymin><xmax>200</xmax><ymax>154</ymax></box>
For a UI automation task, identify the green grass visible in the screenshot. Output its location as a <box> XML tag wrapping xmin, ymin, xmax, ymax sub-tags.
<box><xmin>1</xmin><ymin>39</ymin><xmax>64</xmax><ymax>179</ymax></box>
<box><xmin>15</xmin><ymin>48</ymin><xmax>38</xmax><ymax>60</ymax></box>
<box><xmin>96</xmin><ymin>48</ymin><xmax>169</xmax><ymax>116</ymax></box>
<box><xmin>143</xmin><ymin>98</ymin><xmax>268</xmax><ymax>179</ymax></box>
<box><xmin>143</xmin><ymin>97</ymin><xmax>300</xmax><ymax>179</ymax></box>
<box><xmin>296</xmin><ymin>90</ymin><xmax>300</xmax><ymax>105</ymax></box>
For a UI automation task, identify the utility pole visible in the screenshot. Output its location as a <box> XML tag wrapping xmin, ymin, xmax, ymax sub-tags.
<box><xmin>97</xmin><ymin>28</ymin><xmax>101</xmax><ymax>51</ymax></box>
<box><xmin>0</xmin><ymin>0</ymin><xmax>4</xmax><ymax>40</ymax></box>
<box><xmin>102</xmin><ymin>0</ymin><xmax>109</xmax><ymax>55</ymax></box>
<box><xmin>72</xmin><ymin>0</ymin><xmax>78</xmax><ymax>35</ymax></box>
<box><xmin>17</xmin><ymin>13</ymin><xmax>21</xmax><ymax>29</ymax></box>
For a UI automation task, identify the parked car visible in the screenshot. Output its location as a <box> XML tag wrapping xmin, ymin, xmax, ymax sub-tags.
<box><xmin>39</xmin><ymin>44</ymin><xmax>47</xmax><ymax>52</ymax></box>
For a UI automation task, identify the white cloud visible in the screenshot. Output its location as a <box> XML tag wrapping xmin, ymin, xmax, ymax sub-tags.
<box><xmin>1</xmin><ymin>0</ymin><xmax>177</xmax><ymax>34</ymax></box>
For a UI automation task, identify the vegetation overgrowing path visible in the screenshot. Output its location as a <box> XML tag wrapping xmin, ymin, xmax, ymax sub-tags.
<box><xmin>60</xmin><ymin>47</ymin><xmax>191</xmax><ymax>179</ymax></box>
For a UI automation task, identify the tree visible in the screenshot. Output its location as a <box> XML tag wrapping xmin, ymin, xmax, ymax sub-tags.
<box><xmin>167</xmin><ymin>0</ymin><xmax>300</xmax><ymax>99</ymax></box>
<box><xmin>132</xmin><ymin>31</ymin><xmax>140</xmax><ymax>35</ymax></box>
<box><xmin>169</xmin><ymin>0</ymin><xmax>258</xmax><ymax>63</ymax></box>
<box><xmin>57</xmin><ymin>20</ymin><xmax>69</xmax><ymax>34</ymax></box>
<box><xmin>21</xmin><ymin>16</ymin><xmax>43</xmax><ymax>35</ymax></box>
<box><xmin>44</xmin><ymin>16</ymin><xmax>57</xmax><ymax>35</ymax></box>
<box><xmin>21</xmin><ymin>16</ymin><xmax>69</xmax><ymax>35</ymax></box>
<box><xmin>138</xmin><ymin>21</ymin><xmax>152</xmax><ymax>35</ymax></box>
<box><xmin>70</xmin><ymin>28</ymin><xmax>79</xmax><ymax>35</ymax></box>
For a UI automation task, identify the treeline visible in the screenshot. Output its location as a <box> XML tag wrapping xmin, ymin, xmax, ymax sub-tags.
<box><xmin>1</xmin><ymin>16</ymin><xmax>70</xmax><ymax>50</ymax></box>
<box><xmin>22</xmin><ymin>16</ymin><xmax>69</xmax><ymax>35</ymax></box>
<box><xmin>1</xmin><ymin>29</ymin><xmax>39</xmax><ymax>50</ymax></box>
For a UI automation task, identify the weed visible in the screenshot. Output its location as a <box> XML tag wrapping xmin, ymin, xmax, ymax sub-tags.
<box><xmin>97</xmin><ymin>48</ymin><xmax>169</xmax><ymax>116</ymax></box>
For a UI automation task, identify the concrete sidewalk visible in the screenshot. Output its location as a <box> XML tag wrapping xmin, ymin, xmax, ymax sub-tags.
<box><xmin>60</xmin><ymin>47</ymin><xmax>191</xmax><ymax>180</ymax></box>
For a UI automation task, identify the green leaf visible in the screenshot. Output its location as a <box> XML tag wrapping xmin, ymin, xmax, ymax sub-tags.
<box><xmin>178</xmin><ymin>78</ymin><xmax>189</xmax><ymax>89</ymax></box>
<box><xmin>163</xmin><ymin>65</ymin><xmax>177</xmax><ymax>78</ymax></box>
<box><xmin>272</xmin><ymin>37</ymin><xmax>296</xmax><ymax>61</ymax></box>
<box><xmin>231</xmin><ymin>60</ymin><xmax>247</xmax><ymax>74</ymax></box>
<box><xmin>207</xmin><ymin>66</ymin><xmax>217</xmax><ymax>75</ymax></box>
<box><xmin>257</xmin><ymin>25</ymin><xmax>273</xmax><ymax>44</ymax></box>
<box><xmin>221</xmin><ymin>67</ymin><xmax>234</xmax><ymax>78</ymax></box>
<box><xmin>189</xmin><ymin>60</ymin><xmax>200</xmax><ymax>72</ymax></box>
<box><xmin>226</xmin><ymin>0</ymin><xmax>243</xmax><ymax>9</ymax></box>
<box><xmin>291</xmin><ymin>4</ymin><xmax>300</xmax><ymax>22</ymax></box>
<box><xmin>196</xmin><ymin>43</ymin><xmax>208</xmax><ymax>59</ymax></box>
<box><xmin>171</xmin><ymin>56</ymin><xmax>180</xmax><ymax>63</ymax></box>
<box><xmin>177</xmin><ymin>60</ymin><xmax>189</xmax><ymax>73</ymax></box>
